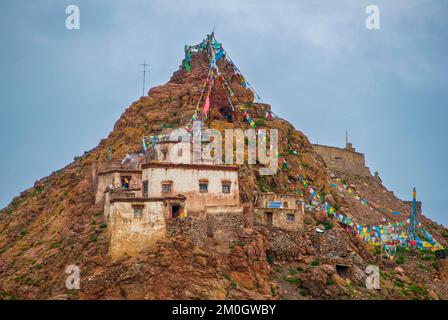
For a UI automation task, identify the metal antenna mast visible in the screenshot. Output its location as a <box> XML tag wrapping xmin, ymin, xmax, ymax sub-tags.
<box><xmin>140</xmin><ymin>60</ymin><xmax>150</xmax><ymax>96</ymax></box>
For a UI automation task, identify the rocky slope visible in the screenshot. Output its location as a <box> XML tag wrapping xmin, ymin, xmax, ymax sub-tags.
<box><xmin>1</xmin><ymin>38</ymin><xmax>447</xmax><ymax>300</ymax></box>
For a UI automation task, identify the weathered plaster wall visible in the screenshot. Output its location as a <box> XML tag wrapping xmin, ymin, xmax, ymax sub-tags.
<box><xmin>142</xmin><ymin>166</ymin><xmax>239</xmax><ymax>215</ymax></box>
<box><xmin>255</xmin><ymin>193</ymin><xmax>303</xmax><ymax>210</ymax></box>
<box><xmin>155</xmin><ymin>141</ymin><xmax>193</xmax><ymax>164</ymax></box>
<box><xmin>254</xmin><ymin>208</ymin><xmax>304</xmax><ymax>231</ymax></box>
<box><xmin>95</xmin><ymin>170</ymin><xmax>142</xmax><ymax>206</ymax></box>
<box><xmin>312</xmin><ymin>144</ymin><xmax>371</xmax><ymax>177</ymax></box>
<box><xmin>108</xmin><ymin>200</ymin><xmax>166</xmax><ymax>260</ymax></box>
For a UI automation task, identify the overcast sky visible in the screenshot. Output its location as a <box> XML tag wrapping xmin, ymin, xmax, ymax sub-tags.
<box><xmin>0</xmin><ymin>0</ymin><xmax>447</xmax><ymax>225</ymax></box>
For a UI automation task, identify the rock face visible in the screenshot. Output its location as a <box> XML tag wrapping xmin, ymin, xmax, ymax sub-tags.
<box><xmin>1</xmin><ymin>35</ymin><xmax>448</xmax><ymax>300</ymax></box>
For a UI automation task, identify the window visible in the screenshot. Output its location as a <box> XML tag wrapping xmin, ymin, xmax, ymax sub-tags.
<box><xmin>162</xmin><ymin>150</ymin><xmax>167</xmax><ymax>160</ymax></box>
<box><xmin>133</xmin><ymin>206</ymin><xmax>143</xmax><ymax>219</ymax></box>
<box><xmin>199</xmin><ymin>180</ymin><xmax>208</xmax><ymax>193</ymax></box>
<box><xmin>143</xmin><ymin>181</ymin><xmax>149</xmax><ymax>198</ymax></box>
<box><xmin>162</xmin><ymin>182</ymin><xmax>172</xmax><ymax>193</ymax></box>
<box><xmin>121</xmin><ymin>176</ymin><xmax>131</xmax><ymax>190</ymax></box>
<box><xmin>222</xmin><ymin>183</ymin><xmax>231</xmax><ymax>194</ymax></box>
<box><xmin>287</xmin><ymin>213</ymin><xmax>295</xmax><ymax>222</ymax></box>
<box><xmin>283</xmin><ymin>201</ymin><xmax>288</xmax><ymax>209</ymax></box>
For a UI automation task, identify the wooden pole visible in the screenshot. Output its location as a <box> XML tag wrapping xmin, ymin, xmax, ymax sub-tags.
<box><xmin>380</xmin><ymin>243</ymin><xmax>383</xmax><ymax>267</ymax></box>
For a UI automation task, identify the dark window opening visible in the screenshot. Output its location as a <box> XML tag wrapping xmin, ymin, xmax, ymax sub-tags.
<box><xmin>143</xmin><ymin>181</ymin><xmax>149</xmax><ymax>197</ymax></box>
<box><xmin>283</xmin><ymin>201</ymin><xmax>289</xmax><ymax>208</ymax></box>
<box><xmin>222</xmin><ymin>183</ymin><xmax>231</xmax><ymax>194</ymax></box>
<box><xmin>162</xmin><ymin>182</ymin><xmax>172</xmax><ymax>193</ymax></box>
<box><xmin>219</xmin><ymin>106</ymin><xmax>233</xmax><ymax>121</ymax></box>
<box><xmin>133</xmin><ymin>206</ymin><xmax>143</xmax><ymax>219</ymax></box>
<box><xmin>287</xmin><ymin>213</ymin><xmax>295</xmax><ymax>222</ymax></box>
<box><xmin>121</xmin><ymin>176</ymin><xmax>131</xmax><ymax>190</ymax></box>
<box><xmin>199</xmin><ymin>182</ymin><xmax>208</xmax><ymax>193</ymax></box>
<box><xmin>265</xmin><ymin>212</ymin><xmax>273</xmax><ymax>226</ymax></box>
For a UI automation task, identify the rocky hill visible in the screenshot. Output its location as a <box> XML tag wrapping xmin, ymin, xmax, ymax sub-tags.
<box><xmin>1</xmin><ymin>34</ymin><xmax>447</xmax><ymax>300</ymax></box>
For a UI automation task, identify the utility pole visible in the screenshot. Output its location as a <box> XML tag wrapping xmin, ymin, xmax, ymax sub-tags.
<box><xmin>140</xmin><ymin>60</ymin><xmax>149</xmax><ymax>96</ymax></box>
<box><xmin>345</xmin><ymin>131</ymin><xmax>348</xmax><ymax>147</ymax></box>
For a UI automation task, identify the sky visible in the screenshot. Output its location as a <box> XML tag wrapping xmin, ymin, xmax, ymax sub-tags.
<box><xmin>0</xmin><ymin>0</ymin><xmax>447</xmax><ymax>225</ymax></box>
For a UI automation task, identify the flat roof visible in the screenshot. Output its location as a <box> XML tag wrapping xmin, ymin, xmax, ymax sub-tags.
<box><xmin>110</xmin><ymin>195</ymin><xmax>186</xmax><ymax>203</ymax></box>
<box><xmin>312</xmin><ymin>143</ymin><xmax>365</xmax><ymax>156</ymax></box>
<box><xmin>142</xmin><ymin>161</ymin><xmax>239</xmax><ymax>172</ymax></box>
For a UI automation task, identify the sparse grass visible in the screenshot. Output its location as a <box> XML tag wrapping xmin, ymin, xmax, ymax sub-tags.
<box><xmin>299</xmin><ymin>287</ymin><xmax>309</xmax><ymax>296</ymax></box>
<box><xmin>90</xmin><ymin>234</ymin><xmax>97</xmax><ymax>242</ymax></box>
<box><xmin>421</xmin><ymin>253</ymin><xmax>435</xmax><ymax>261</ymax></box>
<box><xmin>323</xmin><ymin>221</ymin><xmax>333</xmax><ymax>230</ymax></box>
<box><xmin>19</xmin><ymin>229</ymin><xmax>27</xmax><ymax>238</ymax></box>
<box><xmin>310</xmin><ymin>259</ymin><xmax>320</xmax><ymax>267</ymax></box>
<box><xmin>235</xmin><ymin>240</ymin><xmax>245</xmax><ymax>247</ymax></box>
<box><xmin>326</xmin><ymin>278</ymin><xmax>336</xmax><ymax>285</ymax></box>
<box><xmin>394</xmin><ymin>279</ymin><xmax>404</xmax><ymax>288</ymax></box>
<box><xmin>374</xmin><ymin>246</ymin><xmax>381</xmax><ymax>255</ymax></box>
<box><xmin>395</xmin><ymin>255</ymin><xmax>405</xmax><ymax>265</ymax></box>
<box><xmin>266</xmin><ymin>252</ymin><xmax>274</xmax><ymax>264</ymax></box>
<box><xmin>257</xmin><ymin>181</ymin><xmax>267</xmax><ymax>193</ymax></box>
<box><xmin>94</xmin><ymin>211</ymin><xmax>103</xmax><ymax>217</ymax></box>
<box><xmin>432</xmin><ymin>261</ymin><xmax>440</xmax><ymax>271</ymax></box>
<box><xmin>416</xmin><ymin>262</ymin><xmax>429</xmax><ymax>271</ymax></box>
<box><xmin>99</xmin><ymin>222</ymin><xmax>107</xmax><ymax>229</ymax></box>
<box><xmin>409</xmin><ymin>283</ymin><xmax>429</xmax><ymax>298</ymax></box>
<box><xmin>228</xmin><ymin>240</ymin><xmax>245</xmax><ymax>250</ymax></box>
<box><xmin>0</xmin><ymin>243</ymin><xmax>14</xmax><ymax>254</ymax></box>
<box><xmin>282</xmin><ymin>275</ymin><xmax>300</xmax><ymax>285</ymax></box>
<box><xmin>287</xmin><ymin>266</ymin><xmax>304</xmax><ymax>275</ymax></box>
<box><xmin>288</xmin><ymin>268</ymin><xmax>299</xmax><ymax>275</ymax></box>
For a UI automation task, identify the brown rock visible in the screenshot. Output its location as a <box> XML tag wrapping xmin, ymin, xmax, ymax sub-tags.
<box><xmin>299</xmin><ymin>268</ymin><xmax>327</xmax><ymax>297</ymax></box>
<box><xmin>439</xmin><ymin>260</ymin><xmax>448</xmax><ymax>281</ymax></box>
<box><xmin>321</xmin><ymin>264</ymin><xmax>336</xmax><ymax>275</ymax></box>
<box><xmin>194</xmin><ymin>255</ymin><xmax>208</xmax><ymax>267</ymax></box>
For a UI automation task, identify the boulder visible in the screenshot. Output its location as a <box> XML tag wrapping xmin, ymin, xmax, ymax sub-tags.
<box><xmin>299</xmin><ymin>268</ymin><xmax>327</xmax><ymax>297</ymax></box>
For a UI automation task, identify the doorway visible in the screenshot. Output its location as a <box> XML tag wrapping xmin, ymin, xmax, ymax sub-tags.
<box><xmin>171</xmin><ymin>205</ymin><xmax>180</xmax><ymax>219</ymax></box>
<box><xmin>265</xmin><ymin>212</ymin><xmax>273</xmax><ymax>226</ymax></box>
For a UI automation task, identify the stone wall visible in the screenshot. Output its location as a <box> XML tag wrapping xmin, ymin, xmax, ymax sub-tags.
<box><xmin>205</xmin><ymin>211</ymin><xmax>244</xmax><ymax>243</ymax></box>
<box><xmin>312</xmin><ymin>144</ymin><xmax>371</xmax><ymax>177</ymax></box>
<box><xmin>259</xmin><ymin>227</ymin><xmax>310</xmax><ymax>261</ymax></box>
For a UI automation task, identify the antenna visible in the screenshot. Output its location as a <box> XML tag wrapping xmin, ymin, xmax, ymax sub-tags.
<box><xmin>140</xmin><ymin>60</ymin><xmax>150</xmax><ymax>96</ymax></box>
